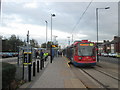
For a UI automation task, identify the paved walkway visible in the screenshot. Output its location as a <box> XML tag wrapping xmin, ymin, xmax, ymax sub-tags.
<box><xmin>28</xmin><ymin>56</ymin><xmax>86</xmax><ymax>88</ymax></box>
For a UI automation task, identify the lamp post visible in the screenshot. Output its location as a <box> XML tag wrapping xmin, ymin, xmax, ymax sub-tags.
<box><xmin>67</xmin><ymin>37</ymin><xmax>70</xmax><ymax>46</ymax></box>
<box><xmin>96</xmin><ymin>7</ymin><xmax>110</xmax><ymax>62</ymax></box>
<box><xmin>45</xmin><ymin>21</ymin><xmax>48</xmax><ymax>50</ymax></box>
<box><xmin>53</xmin><ymin>35</ymin><xmax>58</xmax><ymax>57</ymax></box>
<box><xmin>72</xmin><ymin>34</ymin><xmax>73</xmax><ymax>43</ymax></box>
<box><xmin>53</xmin><ymin>35</ymin><xmax>58</xmax><ymax>44</ymax></box>
<box><xmin>51</xmin><ymin>14</ymin><xmax>55</xmax><ymax>63</ymax></box>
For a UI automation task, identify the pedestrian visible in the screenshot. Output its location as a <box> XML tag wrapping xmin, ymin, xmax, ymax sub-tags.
<box><xmin>44</xmin><ymin>51</ymin><xmax>49</xmax><ymax>61</ymax></box>
<box><xmin>40</xmin><ymin>49</ymin><xmax>44</xmax><ymax>60</ymax></box>
<box><xmin>52</xmin><ymin>49</ymin><xmax>55</xmax><ymax>59</ymax></box>
<box><xmin>35</xmin><ymin>50</ymin><xmax>39</xmax><ymax>58</ymax></box>
<box><xmin>57</xmin><ymin>50</ymin><xmax>59</xmax><ymax>57</ymax></box>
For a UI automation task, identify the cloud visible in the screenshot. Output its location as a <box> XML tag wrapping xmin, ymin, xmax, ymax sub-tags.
<box><xmin>23</xmin><ymin>2</ymin><xmax>38</xmax><ymax>8</ymax></box>
<box><xmin>1</xmin><ymin>1</ymin><xmax>118</xmax><ymax>48</ymax></box>
<box><xmin>3</xmin><ymin>0</ymin><xmax>119</xmax><ymax>2</ymax></box>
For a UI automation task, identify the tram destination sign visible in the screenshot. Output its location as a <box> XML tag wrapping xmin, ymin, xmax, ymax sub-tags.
<box><xmin>80</xmin><ymin>43</ymin><xmax>94</xmax><ymax>46</ymax></box>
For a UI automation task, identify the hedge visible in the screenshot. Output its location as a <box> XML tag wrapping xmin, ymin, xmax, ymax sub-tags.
<box><xmin>2</xmin><ymin>62</ymin><xmax>16</xmax><ymax>90</ymax></box>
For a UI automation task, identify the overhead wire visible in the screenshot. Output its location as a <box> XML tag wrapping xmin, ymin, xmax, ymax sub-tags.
<box><xmin>71</xmin><ymin>0</ymin><xmax>93</xmax><ymax>35</ymax></box>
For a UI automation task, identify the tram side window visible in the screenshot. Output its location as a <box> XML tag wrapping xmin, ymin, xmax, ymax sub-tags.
<box><xmin>75</xmin><ymin>47</ymin><xmax>78</xmax><ymax>56</ymax></box>
<box><xmin>92</xmin><ymin>47</ymin><xmax>96</xmax><ymax>55</ymax></box>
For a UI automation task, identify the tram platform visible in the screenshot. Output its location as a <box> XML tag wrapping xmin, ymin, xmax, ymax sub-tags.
<box><xmin>19</xmin><ymin>56</ymin><xmax>86</xmax><ymax>88</ymax></box>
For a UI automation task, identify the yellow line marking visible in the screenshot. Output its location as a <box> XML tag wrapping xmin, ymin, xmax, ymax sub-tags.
<box><xmin>67</xmin><ymin>62</ymin><xmax>70</xmax><ymax>68</ymax></box>
<box><xmin>63</xmin><ymin>56</ymin><xmax>71</xmax><ymax>68</ymax></box>
<box><xmin>24</xmin><ymin>52</ymin><xmax>32</xmax><ymax>54</ymax></box>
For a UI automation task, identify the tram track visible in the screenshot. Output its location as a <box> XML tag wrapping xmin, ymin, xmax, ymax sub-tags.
<box><xmin>94</xmin><ymin>67</ymin><xmax>119</xmax><ymax>81</ymax></box>
<box><xmin>69</xmin><ymin>63</ymin><xmax>118</xmax><ymax>89</ymax></box>
<box><xmin>81</xmin><ymin>68</ymin><xmax>114</xmax><ymax>90</ymax></box>
<box><xmin>81</xmin><ymin>67</ymin><xmax>118</xmax><ymax>89</ymax></box>
<box><xmin>69</xmin><ymin>64</ymin><xmax>103</xmax><ymax>89</ymax></box>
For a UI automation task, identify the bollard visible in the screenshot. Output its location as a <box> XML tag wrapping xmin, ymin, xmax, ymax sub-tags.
<box><xmin>37</xmin><ymin>60</ymin><xmax>39</xmax><ymax>73</ymax></box>
<box><xmin>42</xmin><ymin>59</ymin><xmax>44</xmax><ymax>68</ymax></box>
<box><xmin>22</xmin><ymin>64</ymin><xmax>24</xmax><ymax>80</ymax></box>
<box><xmin>17</xmin><ymin>47</ymin><xmax>19</xmax><ymax>66</ymax></box>
<box><xmin>40</xmin><ymin>59</ymin><xmax>42</xmax><ymax>70</ymax></box>
<box><xmin>45</xmin><ymin>57</ymin><xmax>46</xmax><ymax>61</ymax></box>
<box><xmin>33</xmin><ymin>62</ymin><xmax>35</xmax><ymax>76</ymax></box>
<box><xmin>28</xmin><ymin>64</ymin><xmax>31</xmax><ymax>82</ymax></box>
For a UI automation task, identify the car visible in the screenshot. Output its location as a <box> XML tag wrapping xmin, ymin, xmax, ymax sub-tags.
<box><xmin>2</xmin><ymin>52</ymin><xmax>8</xmax><ymax>58</ymax></box>
<box><xmin>108</xmin><ymin>53</ymin><xmax>114</xmax><ymax>57</ymax></box>
<box><xmin>98</xmin><ymin>53</ymin><xmax>101</xmax><ymax>56</ymax></box>
<box><xmin>101</xmin><ymin>53</ymin><xmax>104</xmax><ymax>56</ymax></box>
<box><xmin>112</xmin><ymin>53</ymin><xmax>117</xmax><ymax>58</ymax></box>
<box><xmin>116</xmin><ymin>53</ymin><xmax>120</xmax><ymax>58</ymax></box>
<box><xmin>108</xmin><ymin>53</ymin><xmax>117</xmax><ymax>58</ymax></box>
<box><xmin>103</xmin><ymin>53</ymin><xmax>109</xmax><ymax>57</ymax></box>
<box><xmin>0</xmin><ymin>52</ymin><xmax>3</xmax><ymax>57</ymax></box>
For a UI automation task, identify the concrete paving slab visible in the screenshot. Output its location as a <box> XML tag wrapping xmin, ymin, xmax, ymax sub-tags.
<box><xmin>29</xmin><ymin>56</ymin><xmax>86</xmax><ymax>88</ymax></box>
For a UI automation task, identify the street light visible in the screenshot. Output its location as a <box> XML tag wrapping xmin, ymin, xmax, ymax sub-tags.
<box><xmin>53</xmin><ymin>35</ymin><xmax>58</xmax><ymax>44</ymax></box>
<box><xmin>45</xmin><ymin>21</ymin><xmax>48</xmax><ymax>50</ymax></box>
<box><xmin>96</xmin><ymin>6</ymin><xmax>110</xmax><ymax>62</ymax></box>
<box><xmin>51</xmin><ymin>14</ymin><xmax>55</xmax><ymax>63</ymax></box>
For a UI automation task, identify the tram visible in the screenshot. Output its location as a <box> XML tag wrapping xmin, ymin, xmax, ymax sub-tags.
<box><xmin>65</xmin><ymin>40</ymin><xmax>96</xmax><ymax>67</ymax></box>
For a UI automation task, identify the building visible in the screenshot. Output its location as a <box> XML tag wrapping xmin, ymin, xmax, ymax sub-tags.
<box><xmin>99</xmin><ymin>36</ymin><xmax>120</xmax><ymax>54</ymax></box>
<box><xmin>111</xmin><ymin>36</ymin><xmax>120</xmax><ymax>53</ymax></box>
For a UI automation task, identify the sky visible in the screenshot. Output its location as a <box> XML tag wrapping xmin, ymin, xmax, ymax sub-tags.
<box><xmin>1</xmin><ymin>0</ymin><xmax>119</xmax><ymax>48</ymax></box>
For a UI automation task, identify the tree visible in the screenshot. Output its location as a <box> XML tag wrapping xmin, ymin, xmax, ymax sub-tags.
<box><xmin>2</xmin><ymin>35</ymin><xmax>24</xmax><ymax>52</ymax></box>
<box><xmin>0</xmin><ymin>35</ymin><xmax>3</xmax><ymax>39</ymax></box>
<box><xmin>2</xmin><ymin>34</ymin><xmax>40</xmax><ymax>52</ymax></box>
<box><xmin>2</xmin><ymin>39</ymin><xmax>9</xmax><ymax>52</ymax></box>
<box><xmin>41</xmin><ymin>43</ymin><xmax>46</xmax><ymax>48</ymax></box>
<box><xmin>30</xmin><ymin>39</ymin><xmax>39</xmax><ymax>48</ymax></box>
<box><xmin>41</xmin><ymin>41</ymin><xmax>54</xmax><ymax>49</ymax></box>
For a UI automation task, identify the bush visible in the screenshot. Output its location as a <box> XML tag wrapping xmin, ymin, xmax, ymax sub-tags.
<box><xmin>2</xmin><ymin>62</ymin><xmax>16</xmax><ymax>90</ymax></box>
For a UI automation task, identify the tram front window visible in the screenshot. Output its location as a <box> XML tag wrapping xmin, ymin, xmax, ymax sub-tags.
<box><xmin>78</xmin><ymin>46</ymin><xmax>95</xmax><ymax>56</ymax></box>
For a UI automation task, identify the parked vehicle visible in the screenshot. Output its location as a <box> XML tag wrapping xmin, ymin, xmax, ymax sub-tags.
<box><xmin>108</xmin><ymin>53</ymin><xmax>114</xmax><ymax>57</ymax></box>
<box><xmin>2</xmin><ymin>52</ymin><xmax>8</xmax><ymax>58</ymax></box>
<box><xmin>0</xmin><ymin>52</ymin><xmax>2</xmax><ymax>57</ymax></box>
<box><xmin>98</xmin><ymin>53</ymin><xmax>101</xmax><ymax>56</ymax></box>
<box><xmin>103</xmin><ymin>53</ymin><xmax>109</xmax><ymax>57</ymax></box>
<box><xmin>101</xmin><ymin>53</ymin><xmax>104</xmax><ymax>56</ymax></box>
<box><xmin>112</xmin><ymin>53</ymin><xmax>117</xmax><ymax>57</ymax></box>
<box><xmin>1</xmin><ymin>52</ymin><xmax>18</xmax><ymax>58</ymax></box>
<box><xmin>116</xmin><ymin>53</ymin><xmax>120</xmax><ymax>58</ymax></box>
<box><xmin>108</xmin><ymin>53</ymin><xmax>118</xmax><ymax>58</ymax></box>
<box><xmin>8</xmin><ymin>52</ymin><xmax>14</xmax><ymax>57</ymax></box>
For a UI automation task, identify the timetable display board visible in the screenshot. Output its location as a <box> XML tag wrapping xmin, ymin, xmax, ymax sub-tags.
<box><xmin>23</xmin><ymin>52</ymin><xmax>32</xmax><ymax>65</ymax></box>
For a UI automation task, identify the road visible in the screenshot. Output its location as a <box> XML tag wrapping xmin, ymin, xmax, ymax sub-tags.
<box><xmin>1</xmin><ymin>57</ymin><xmax>18</xmax><ymax>64</ymax></box>
<box><xmin>99</xmin><ymin>56</ymin><xmax>119</xmax><ymax>64</ymax></box>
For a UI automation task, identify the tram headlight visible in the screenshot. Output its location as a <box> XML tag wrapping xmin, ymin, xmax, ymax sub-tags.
<box><xmin>79</xmin><ymin>57</ymin><xmax>82</xmax><ymax>59</ymax></box>
<box><xmin>92</xmin><ymin>57</ymin><xmax>95</xmax><ymax>59</ymax></box>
